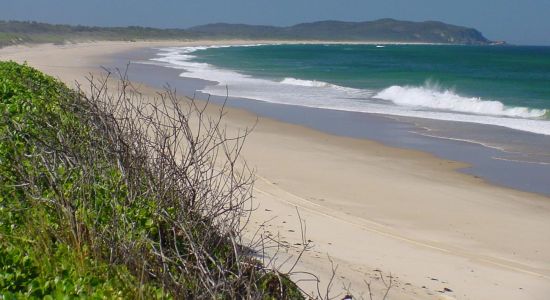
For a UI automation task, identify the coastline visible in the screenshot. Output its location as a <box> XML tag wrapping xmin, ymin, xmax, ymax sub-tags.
<box><xmin>119</xmin><ymin>45</ymin><xmax>550</xmax><ymax>196</ymax></box>
<box><xmin>2</xmin><ymin>41</ymin><xmax>550</xmax><ymax>299</ymax></box>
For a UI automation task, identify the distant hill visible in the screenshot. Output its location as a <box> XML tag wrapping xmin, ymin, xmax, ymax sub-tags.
<box><xmin>0</xmin><ymin>19</ymin><xmax>492</xmax><ymax>47</ymax></box>
<box><xmin>0</xmin><ymin>20</ymin><xmax>198</xmax><ymax>47</ymax></box>
<box><xmin>189</xmin><ymin>19</ymin><xmax>491</xmax><ymax>44</ymax></box>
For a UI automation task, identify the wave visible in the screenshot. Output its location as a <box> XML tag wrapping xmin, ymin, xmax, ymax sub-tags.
<box><xmin>146</xmin><ymin>45</ymin><xmax>550</xmax><ymax>136</ymax></box>
<box><xmin>279</xmin><ymin>77</ymin><xmax>367</xmax><ymax>95</ymax></box>
<box><xmin>374</xmin><ymin>84</ymin><xmax>547</xmax><ymax>119</ymax></box>
<box><xmin>281</xmin><ymin>77</ymin><xmax>333</xmax><ymax>88</ymax></box>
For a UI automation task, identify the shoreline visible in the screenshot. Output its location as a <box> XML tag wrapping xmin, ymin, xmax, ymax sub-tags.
<box><xmin>2</xmin><ymin>41</ymin><xmax>550</xmax><ymax>300</ymax></box>
<box><xmin>146</xmin><ymin>43</ymin><xmax>550</xmax><ymax>136</ymax></box>
<box><xmin>118</xmin><ymin>45</ymin><xmax>550</xmax><ymax>196</ymax></box>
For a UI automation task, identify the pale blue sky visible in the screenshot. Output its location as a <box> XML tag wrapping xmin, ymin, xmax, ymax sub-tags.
<box><xmin>1</xmin><ymin>0</ymin><xmax>549</xmax><ymax>45</ymax></box>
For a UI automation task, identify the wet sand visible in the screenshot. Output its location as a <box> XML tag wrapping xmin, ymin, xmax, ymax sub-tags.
<box><xmin>119</xmin><ymin>47</ymin><xmax>550</xmax><ymax>197</ymax></box>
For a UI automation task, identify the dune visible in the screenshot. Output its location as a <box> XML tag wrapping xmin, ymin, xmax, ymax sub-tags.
<box><xmin>2</xmin><ymin>41</ymin><xmax>549</xmax><ymax>300</ymax></box>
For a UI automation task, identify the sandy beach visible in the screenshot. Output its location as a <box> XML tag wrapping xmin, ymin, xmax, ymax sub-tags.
<box><xmin>2</xmin><ymin>41</ymin><xmax>550</xmax><ymax>299</ymax></box>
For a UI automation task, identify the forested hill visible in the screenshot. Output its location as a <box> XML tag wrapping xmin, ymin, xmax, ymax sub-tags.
<box><xmin>189</xmin><ymin>19</ymin><xmax>490</xmax><ymax>44</ymax></box>
<box><xmin>189</xmin><ymin>19</ymin><xmax>491</xmax><ymax>44</ymax></box>
<box><xmin>0</xmin><ymin>20</ymin><xmax>198</xmax><ymax>46</ymax></box>
<box><xmin>0</xmin><ymin>19</ymin><xmax>492</xmax><ymax>47</ymax></box>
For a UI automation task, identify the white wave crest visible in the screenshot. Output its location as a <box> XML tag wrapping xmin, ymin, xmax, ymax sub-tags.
<box><xmin>280</xmin><ymin>77</ymin><xmax>368</xmax><ymax>96</ymax></box>
<box><xmin>281</xmin><ymin>77</ymin><xmax>333</xmax><ymax>88</ymax></box>
<box><xmin>146</xmin><ymin>46</ymin><xmax>550</xmax><ymax>135</ymax></box>
<box><xmin>374</xmin><ymin>84</ymin><xmax>547</xmax><ymax>119</ymax></box>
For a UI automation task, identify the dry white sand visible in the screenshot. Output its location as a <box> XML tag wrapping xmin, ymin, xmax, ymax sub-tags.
<box><xmin>2</xmin><ymin>41</ymin><xmax>550</xmax><ymax>300</ymax></box>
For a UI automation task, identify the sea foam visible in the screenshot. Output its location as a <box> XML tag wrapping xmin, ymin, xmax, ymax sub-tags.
<box><xmin>374</xmin><ymin>84</ymin><xmax>547</xmax><ymax>119</ymax></box>
<box><xmin>147</xmin><ymin>46</ymin><xmax>550</xmax><ymax>136</ymax></box>
<box><xmin>281</xmin><ymin>77</ymin><xmax>333</xmax><ymax>88</ymax></box>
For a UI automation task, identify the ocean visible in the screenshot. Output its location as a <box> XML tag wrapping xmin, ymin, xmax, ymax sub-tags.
<box><xmin>122</xmin><ymin>43</ymin><xmax>550</xmax><ymax>195</ymax></box>
<box><xmin>151</xmin><ymin>44</ymin><xmax>550</xmax><ymax>135</ymax></box>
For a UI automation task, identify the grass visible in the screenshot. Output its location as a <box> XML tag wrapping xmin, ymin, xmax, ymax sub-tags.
<box><xmin>0</xmin><ymin>61</ymin><xmax>304</xmax><ymax>299</ymax></box>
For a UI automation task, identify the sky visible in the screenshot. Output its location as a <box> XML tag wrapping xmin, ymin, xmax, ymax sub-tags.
<box><xmin>1</xmin><ymin>0</ymin><xmax>549</xmax><ymax>45</ymax></box>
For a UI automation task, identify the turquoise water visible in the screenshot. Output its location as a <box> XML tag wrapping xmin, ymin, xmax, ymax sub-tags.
<box><xmin>152</xmin><ymin>44</ymin><xmax>550</xmax><ymax>135</ymax></box>
<box><xmin>193</xmin><ymin>44</ymin><xmax>550</xmax><ymax>110</ymax></box>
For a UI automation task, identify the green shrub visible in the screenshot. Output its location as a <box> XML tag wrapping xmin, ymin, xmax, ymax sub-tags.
<box><xmin>0</xmin><ymin>61</ymin><xmax>169</xmax><ymax>298</ymax></box>
<box><xmin>0</xmin><ymin>61</ymin><xmax>304</xmax><ymax>299</ymax></box>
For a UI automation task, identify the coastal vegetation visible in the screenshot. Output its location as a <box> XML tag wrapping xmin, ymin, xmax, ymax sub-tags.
<box><xmin>190</xmin><ymin>19</ymin><xmax>490</xmax><ymax>44</ymax></box>
<box><xmin>0</xmin><ymin>61</ymin><xmax>304</xmax><ymax>298</ymax></box>
<box><xmin>0</xmin><ymin>19</ymin><xmax>491</xmax><ymax>48</ymax></box>
<box><xmin>0</xmin><ymin>20</ymin><xmax>199</xmax><ymax>47</ymax></box>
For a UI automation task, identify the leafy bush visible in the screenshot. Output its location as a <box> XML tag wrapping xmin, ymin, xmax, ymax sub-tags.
<box><xmin>0</xmin><ymin>61</ymin><xmax>303</xmax><ymax>299</ymax></box>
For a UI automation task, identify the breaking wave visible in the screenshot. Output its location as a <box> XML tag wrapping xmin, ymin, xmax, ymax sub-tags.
<box><xmin>374</xmin><ymin>84</ymin><xmax>547</xmax><ymax>119</ymax></box>
<box><xmin>147</xmin><ymin>46</ymin><xmax>550</xmax><ymax>135</ymax></box>
<box><xmin>281</xmin><ymin>77</ymin><xmax>333</xmax><ymax>88</ymax></box>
